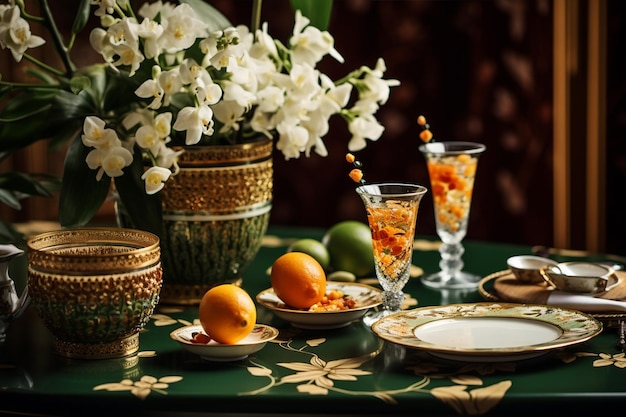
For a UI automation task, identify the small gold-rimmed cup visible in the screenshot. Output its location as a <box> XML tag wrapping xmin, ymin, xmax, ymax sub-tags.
<box><xmin>540</xmin><ymin>262</ymin><xmax>619</xmax><ymax>294</ymax></box>
<box><xmin>507</xmin><ymin>255</ymin><xmax>558</xmax><ymax>283</ymax></box>
<box><xmin>27</xmin><ymin>227</ymin><xmax>162</xmax><ymax>359</ymax></box>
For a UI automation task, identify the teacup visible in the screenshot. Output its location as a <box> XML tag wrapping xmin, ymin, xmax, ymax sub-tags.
<box><xmin>540</xmin><ymin>262</ymin><xmax>619</xmax><ymax>293</ymax></box>
<box><xmin>507</xmin><ymin>255</ymin><xmax>558</xmax><ymax>283</ymax></box>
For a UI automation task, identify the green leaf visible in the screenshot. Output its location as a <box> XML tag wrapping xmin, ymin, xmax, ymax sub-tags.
<box><xmin>48</xmin><ymin>123</ymin><xmax>81</xmax><ymax>151</ymax></box>
<box><xmin>290</xmin><ymin>0</ymin><xmax>333</xmax><ymax>30</ymax></box>
<box><xmin>59</xmin><ymin>135</ymin><xmax>111</xmax><ymax>228</ymax></box>
<box><xmin>0</xmin><ymin>221</ymin><xmax>25</xmax><ymax>245</ymax></box>
<box><xmin>69</xmin><ymin>75</ymin><xmax>91</xmax><ymax>94</ymax></box>
<box><xmin>0</xmin><ymin>172</ymin><xmax>55</xmax><ymax>198</ymax></box>
<box><xmin>0</xmin><ymin>189</ymin><xmax>21</xmax><ymax>210</ymax></box>
<box><xmin>182</xmin><ymin>0</ymin><xmax>232</xmax><ymax>31</ymax></box>
<box><xmin>0</xmin><ymin>89</ymin><xmax>88</xmax><ymax>152</ymax></box>
<box><xmin>72</xmin><ymin>0</ymin><xmax>92</xmax><ymax>35</ymax></box>
<box><xmin>114</xmin><ymin>149</ymin><xmax>163</xmax><ymax>237</ymax></box>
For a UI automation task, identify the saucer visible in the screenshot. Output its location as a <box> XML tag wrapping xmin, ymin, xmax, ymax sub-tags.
<box><xmin>170</xmin><ymin>324</ymin><xmax>278</xmax><ymax>362</ymax></box>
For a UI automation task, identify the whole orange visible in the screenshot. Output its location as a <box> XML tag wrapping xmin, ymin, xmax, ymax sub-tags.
<box><xmin>198</xmin><ymin>284</ymin><xmax>256</xmax><ymax>344</ymax></box>
<box><xmin>270</xmin><ymin>252</ymin><xmax>326</xmax><ymax>309</ymax></box>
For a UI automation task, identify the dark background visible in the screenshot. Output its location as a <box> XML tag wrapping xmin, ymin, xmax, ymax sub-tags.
<box><xmin>216</xmin><ymin>0</ymin><xmax>555</xmax><ymax>246</ymax></box>
<box><xmin>2</xmin><ymin>0</ymin><xmax>626</xmax><ymax>255</ymax></box>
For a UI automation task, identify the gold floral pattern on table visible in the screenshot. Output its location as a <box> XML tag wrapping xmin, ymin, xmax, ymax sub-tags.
<box><xmin>239</xmin><ymin>336</ymin><xmax>512</xmax><ymax>415</ymax></box>
<box><xmin>93</xmin><ymin>375</ymin><xmax>183</xmax><ymax>400</ymax></box>
<box><xmin>83</xmin><ymin>309</ymin><xmax>626</xmax><ymax>416</ymax></box>
<box><xmin>557</xmin><ymin>351</ymin><xmax>626</xmax><ymax>368</ymax></box>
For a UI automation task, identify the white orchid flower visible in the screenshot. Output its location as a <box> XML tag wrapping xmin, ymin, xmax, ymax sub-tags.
<box><xmin>88</xmin><ymin>28</ymin><xmax>116</xmax><ymax>65</ymax></box>
<box><xmin>221</xmin><ymin>80</ymin><xmax>256</xmax><ymax>109</ymax></box>
<box><xmin>138</xmin><ymin>0</ymin><xmax>176</xmax><ymax>20</ymax></box>
<box><xmin>85</xmin><ymin>149</ymin><xmax>107</xmax><ymax>180</ymax></box>
<box><xmin>68</xmin><ymin>1</ymin><xmax>400</xmax><ymax>186</ymax></box>
<box><xmin>199</xmin><ymin>35</ymin><xmax>219</xmax><ymax>66</ymax></box>
<box><xmin>309</xmin><ymin>134</ymin><xmax>328</xmax><ymax>157</ymax></box>
<box><xmin>289</xmin><ymin>10</ymin><xmax>343</xmax><ymax>66</ymax></box>
<box><xmin>358</xmin><ymin>59</ymin><xmax>400</xmax><ymax>105</ymax></box>
<box><xmin>348</xmin><ymin>115</ymin><xmax>385</xmax><ymax>151</ymax></box>
<box><xmin>193</xmin><ymin>71</ymin><xmax>223</xmax><ymax>106</ymax></box>
<box><xmin>153</xmin><ymin>112</ymin><xmax>172</xmax><ymax>140</ymax></box>
<box><xmin>249</xmin><ymin>109</ymin><xmax>275</xmax><ymax>139</ymax></box>
<box><xmin>158</xmin><ymin>68</ymin><xmax>183</xmax><ymax>107</ymax></box>
<box><xmin>134</xmin><ymin>125</ymin><xmax>163</xmax><ymax>156</ymax></box>
<box><xmin>85</xmin><ymin>145</ymin><xmax>133</xmax><ymax>181</ymax></box>
<box><xmin>0</xmin><ymin>6</ymin><xmax>45</xmax><ymax>62</ymax></box>
<box><xmin>173</xmin><ymin>105</ymin><xmax>215</xmax><ymax>145</ymax></box>
<box><xmin>137</xmin><ymin>17</ymin><xmax>164</xmax><ymax>60</ymax></box>
<box><xmin>81</xmin><ymin>116</ymin><xmax>120</xmax><ymax>149</ymax></box>
<box><xmin>178</xmin><ymin>58</ymin><xmax>204</xmax><ymax>84</ymax></box>
<box><xmin>141</xmin><ymin>166</ymin><xmax>172</xmax><ymax>195</ymax></box>
<box><xmin>135</xmin><ymin>66</ymin><xmax>164</xmax><ymax>109</ymax></box>
<box><xmin>91</xmin><ymin>0</ymin><xmax>116</xmax><ymax>17</ymax></box>
<box><xmin>256</xmin><ymin>86</ymin><xmax>285</xmax><ymax>113</ymax></box>
<box><xmin>107</xmin><ymin>18</ymin><xmax>139</xmax><ymax>49</ymax></box>
<box><xmin>288</xmin><ymin>64</ymin><xmax>319</xmax><ymax>97</ymax></box>
<box><xmin>351</xmin><ymin>98</ymin><xmax>380</xmax><ymax>117</ymax></box>
<box><xmin>276</xmin><ymin>122</ymin><xmax>308</xmax><ymax>160</ymax></box>
<box><xmin>213</xmin><ymin>100</ymin><xmax>245</xmax><ymax>134</ymax></box>
<box><xmin>316</xmin><ymin>78</ymin><xmax>352</xmax><ymax>118</ymax></box>
<box><xmin>254</xmin><ymin>22</ymin><xmax>278</xmax><ymax>59</ymax></box>
<box><xmin>159</xmin><ymin>4</ymin><xmax>206</xmax><ymax>53</ymax></box>
<box><xmin>156</xmin><ymin>145</ymin><xmax>183</xmax><ymax>174</ymax></box>
<box><xmin>111</xmin><ymin>42</ymin><xmax>144</xmax><ymax>77</ymax></box>
<box><xmin>121</xmin><ymin>108</ymin><xmax>154</xmax><ymax>131</ymax></box>
<box><xmin>101</xmin><ymin>147</ymin><xmax>134</xmax><ymax>178</ymax></box>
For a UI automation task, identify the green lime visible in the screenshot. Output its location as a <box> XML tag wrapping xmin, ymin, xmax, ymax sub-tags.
<box><xmin>287</xmin><ymin>238</ymin><xmax>331</xmax><ymax>270</ymax></box>
<box><xmin>322</xmin><ymin>220</ymin><xmax>375</xmax><ymax>277</ymax></box>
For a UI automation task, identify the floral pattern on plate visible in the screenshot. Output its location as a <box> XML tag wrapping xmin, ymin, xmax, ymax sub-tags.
<box><xmin>371</xmin><ymin>302</ymin><xmax>603</xmax><ymax>362</ymax></box>
<box><xmin>170</xmin><ymin>324</ymin><xmax>278</xmax><ymax>362</ymax></box>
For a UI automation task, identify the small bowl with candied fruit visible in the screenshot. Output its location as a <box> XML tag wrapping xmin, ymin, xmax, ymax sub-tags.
<box><xmin>256</xmin><ymin>281</ymin><xmax>382</xmax><ymax>329</ymax></box>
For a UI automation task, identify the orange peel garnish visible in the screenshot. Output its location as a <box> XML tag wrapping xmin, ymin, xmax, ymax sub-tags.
<box><xmin>345</xmin><ymin>153</ymin><xmax>365</xmax><ymax>184</ymax></box>
<box><xmin>417</xmin><ymin>114</ymin><xmax>434</xmax><ymax>143</ymax></box>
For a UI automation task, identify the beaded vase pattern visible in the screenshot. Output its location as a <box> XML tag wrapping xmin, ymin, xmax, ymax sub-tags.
<box><xmin>158</xmin><ymin>139</ymin><xmax>273</xmax><ymax>304</ymax></box>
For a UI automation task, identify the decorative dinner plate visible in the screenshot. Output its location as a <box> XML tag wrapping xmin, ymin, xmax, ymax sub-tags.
<box><xmin>256</xmin><ymin>281</ymin><xmax>382</xmax><ymax>329</ymax></box>
<box><xmin>371</xmin><ymin>302</ymin><xmax>603</xmax><ymax>362</ymax></box>
<box><xmin>170</xmin><ymin>324</ymin><xmax>278</xmax><ymax>362</ymax></box>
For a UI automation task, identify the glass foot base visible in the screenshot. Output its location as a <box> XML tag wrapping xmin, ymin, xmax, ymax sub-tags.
<box><xmin>421</xmin><ymin>271</ymin><xmax>483</xmax><ymax>290</ymax></box>
<box><xmin>362</xmin><ymin>308</ymin><xmax>400</xmax><ymax>327</ymax></box>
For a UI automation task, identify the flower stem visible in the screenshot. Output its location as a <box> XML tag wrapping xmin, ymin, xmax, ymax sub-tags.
<box><xmin>22</xmin><ymin>53</ymin><xmax>65</xmax><ymax>77</ymax></box>
<box><xmin>251</xmin><ymin>0</ymin><xmax>262</xmax><ymax>36</ymax></box>
<box><xmin>36</xmin><ymin>0</ymin><xmax>75</xmax><ymax>76</ymax></box>
<box><xmin>0</xmin><ymin>79</ymin><xmax>61</xmax><ymax>90</ymax></box>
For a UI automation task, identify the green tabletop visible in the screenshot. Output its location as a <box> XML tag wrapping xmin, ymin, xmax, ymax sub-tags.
<box><xmin>1</xmin><ymin>226</ymin><xmax>625</xmax><ymax>416</ymax></box>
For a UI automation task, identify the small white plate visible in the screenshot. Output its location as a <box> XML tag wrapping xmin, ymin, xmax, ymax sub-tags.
<box><xmin>256</xmin><ymin>281</ymin><xmax>382</xmax><ymax>329</ymax></box>
<box><xmin>170</xmin><ymin>324</ymin><xmax>278</xmax><ymax>362</ymax></box>
<box><xmin>372</xmin><ymin>302</ymin><xmax>602</xmax><ymax>362</ymax></box>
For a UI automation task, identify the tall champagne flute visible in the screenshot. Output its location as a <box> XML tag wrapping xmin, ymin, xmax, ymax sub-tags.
<box><xmin>356</xmin><ymin>183</ymin><xmax>427</xmax><ymax>326</ymax></box>
<box><xmin>419</xmin><ymin>141</ymin><xmax>486</xmax><ymax>289</ymax></box>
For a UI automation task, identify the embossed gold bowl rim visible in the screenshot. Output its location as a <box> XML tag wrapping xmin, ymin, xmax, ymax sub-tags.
<box><xmin>27</xmin><ymin>227</ymin><xmax>160</xmax><ymax>275</ymax></box>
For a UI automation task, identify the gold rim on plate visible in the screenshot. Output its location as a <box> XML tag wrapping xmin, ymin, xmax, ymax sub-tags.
<box><xmin>371</xmin><ymin>302</ymin><xmax>603</xmax><ymax>362</ymax></box>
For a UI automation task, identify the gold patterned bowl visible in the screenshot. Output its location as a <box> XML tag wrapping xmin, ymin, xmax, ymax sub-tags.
<box><xmin>27</xmin><ymin>228</ymin><xmax>162</xmax><ymax>359</ymax></box>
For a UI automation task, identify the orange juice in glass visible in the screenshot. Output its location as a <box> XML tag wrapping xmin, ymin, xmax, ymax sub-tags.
<box><xmin>356</xmin><ymin>183</ymin><xmax>427</xmax><ymax>326</ymax></box>
<box><xmin>419</xmin><ymin>141</ymin><xmax>485</xmax><ymax>290</ymax></box>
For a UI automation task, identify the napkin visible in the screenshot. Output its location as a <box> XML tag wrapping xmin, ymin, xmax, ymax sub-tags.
<box><xmin>491</xmin><ymin>270</ymin><xmax>626</xmax><ymax>313</ymax></box>
<box><xmin>547</xmin><ymin>292</ymin><xmax>626</xmax><ymax>312</ymax></box>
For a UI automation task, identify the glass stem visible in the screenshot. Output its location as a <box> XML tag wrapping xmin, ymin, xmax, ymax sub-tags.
<box><xmin>381</xmin><ymin>291</ymin><xmax>405</xmax><ymax>311</ymax></box>
<box><xmin>438</xmin><ymin>242</ymin><xmax>465</xmax><ymax>281</ymax></box>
